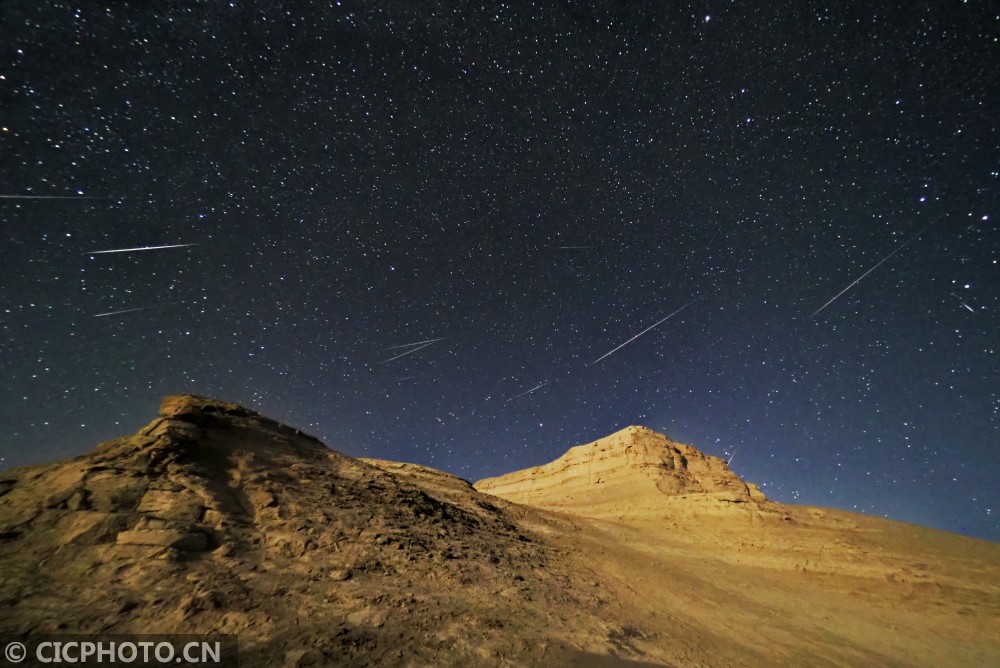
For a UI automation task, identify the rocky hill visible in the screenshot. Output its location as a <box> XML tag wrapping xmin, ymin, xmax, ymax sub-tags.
<box><xmin>475</xmin><ymin>425</ymin><xmax>768</xmax><ymax>519</ymax></box>
<box><xmin>1</xmin><ymin>396</ymin><xmax>999</xmax><ymax>667</ymax></box>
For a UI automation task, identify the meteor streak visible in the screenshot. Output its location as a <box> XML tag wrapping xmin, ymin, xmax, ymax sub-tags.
<box><xmin>727</xmin><ymin>446</ymin><xmax>739</xmax><ymax>467</ymax></box>
<box><xmin>381</xmin><ymin>341</ymin><xmax>437</xmax><ymax>364</ymax></box>
<box><xmin>951</xmin><ymin>293</ymin><xmax>976</xmax><ymax>313</ymax></box>
<box><xmin>506</xmin><ymin>381</ymin><xmax>549</xmax><ymax>402</ymax></box>
<box><xmin>590</xmin><ymin>294</ymin><xmax>709</xmax><ymax>365</ymax></box>
<box><xmin>94</xmin><ymin>305</ymin><xmax>159</xmax><ymax>318</ymax></box>
<box><xmin>384</xmin><ymin>337</ymin><xmax>446</xmax><ymax>351</ymax></box>
<box><xmin>811</xmin><ymin>222</ymin><xmax>936</xmax><ymax>318</ymax></box>
<box><xmin>84</xmin><ymin>243</ymin><xmax>198</xmax><ymax>255</ymax></box>
<box><xmin>0</xmin><ymin>194</ymin><xmax>116</xmax><ymax>199</ymax></box>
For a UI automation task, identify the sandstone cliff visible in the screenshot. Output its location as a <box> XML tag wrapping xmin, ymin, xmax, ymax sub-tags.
<box><xmin>475</xmin><ymin>425</ymin><xmax>768</xmax><ymax>521</ymax></box>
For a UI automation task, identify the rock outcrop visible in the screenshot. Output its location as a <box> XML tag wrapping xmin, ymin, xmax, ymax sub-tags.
<box><xmin>2</xmin><ymin>397</ymin><xmax>999</xmax><ymax>667</ymax></box>
<box><xmin>0</xmin><ymin>395</ymin><xmax>562</xmax><ymax>666</ymax></box>
<box><xmin>475</xmin><ymin>425</ymin><xmax>769</xmax><ymax>520</ymax></box>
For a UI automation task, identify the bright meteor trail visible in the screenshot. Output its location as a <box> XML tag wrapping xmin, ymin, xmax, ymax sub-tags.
<box><xmin>84</xmin><ymin>243</ymin><xmax>199</xmax><ymax>255</ymax></box>
<box><xmin>506</xmin><ymin>381</ymin><xmax>549</xmax><ymax>402</ymax></box>
<box><xmin>384</xmin><ymin>337</ymin><xmax>446</xmax><ymax>351</ymax></box>
<box><xmin>0</xmin><ymin>194</ymin><xmax>117</xmax><ymax>199</ymax></box>
<box><xmin>811</xmin><ymin>222</ymin><xmax>936</xmax><ymax>318</ymax></box>
<box><xmin>94</xmin><ymin>305</ymin><xmax>159</xmax><ymax>318</ymax></box>
<box><xmin>591</xmin><ymin>294</ymin><xmax>709</xmax><ymax>365</ymax></box>
<box><xmin>381</xmin><ymin>340</ymin><xmax>438</xmax><ymax>364</ymax></box>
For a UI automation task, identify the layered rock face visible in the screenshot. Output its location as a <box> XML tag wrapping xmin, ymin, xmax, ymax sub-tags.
<box><xmin>0</xmin><ymin>395</ymin><xmax>572</xmax><ymax>666</ymax></box>
<box><xmin>475</xmin><ymin>425</ymin><xmax>768</xmax><ymax>520</ymax></box>
<box><xmin>2</xmin><ymin>398</ymin><xmax>999</xmax><ymax>667</ymax></box>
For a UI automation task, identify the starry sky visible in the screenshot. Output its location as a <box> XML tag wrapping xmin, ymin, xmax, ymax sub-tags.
<box><xmin>2</xmin><ymin>2</ymin><xmax>997</xmax><ymax>542</ymax></box>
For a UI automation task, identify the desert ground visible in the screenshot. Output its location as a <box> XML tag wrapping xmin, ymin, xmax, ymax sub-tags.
<box><xmin>1</xmin><ymin>396</ymin><xmax>997</xmax><ymax>666</ymax></box>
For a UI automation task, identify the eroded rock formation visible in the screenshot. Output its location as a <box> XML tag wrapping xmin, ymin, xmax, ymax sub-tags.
<box><xmin>475</xmin><ymin>425</ymin><xmax>768</xmax><ymax>520</ymax></box>
<box><xmin>2</xmin><ymin>397</ymin><xmax>998</xmax><ymax>667</ymax></box>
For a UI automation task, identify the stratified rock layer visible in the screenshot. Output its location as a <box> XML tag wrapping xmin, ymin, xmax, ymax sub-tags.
<box><xmin>0</xmin><ymin>395</ymin><xmax>558</xmax><ymax>666</ymax></box>
<box><xmin>475</xmin><ymin>425</ymin><xmax>768</xmax><ymax>520</ymax></box>
<box><xmin>2</xmin><ymin>397</ymin><xmax>999</xmax><ymax>667</ymax></box>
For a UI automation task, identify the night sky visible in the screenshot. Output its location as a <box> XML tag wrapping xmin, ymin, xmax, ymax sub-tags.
<box><xmin>2</xmin><ymin>2</ymin><xmax>997</xmax><ymax>542</ymax></box>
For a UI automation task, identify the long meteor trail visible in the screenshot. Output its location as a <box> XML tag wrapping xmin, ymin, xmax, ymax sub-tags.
<box><xmin>506</xmin><ymin>381</ymin><xmax>549</xmax><ymax>402</ymax></box>
<box><xmin>591</xmin><ymin>294</ymin><xmax>709</xmax><ymax>365</ymax></box>
<box><xmin>383</xmin><ymin>337</ymin><xmax>446</xmax><ymax>351</ymax></box>
<box><xmin>84</xmin><ymin>243</ymin><xmax>199</xmax><ymax>255</ymax></box>
<box><xmin>811</xmin><ymin>222</ymin><xmax>936</xmax><ymax>318</ymax></box>
<box><xmin>381</xmin><ymin>341</ymin><xmax>437</xmax><ymax>364</ymax></box>
<box><xmin>0</xmin><ymin>194</ymin><xmax>117</xmax><ymax>199</ymax></box>
<box><xmin>94</xmin><ymin>305</ymin><xmax>160</xmax><ymax>318</ymax></box>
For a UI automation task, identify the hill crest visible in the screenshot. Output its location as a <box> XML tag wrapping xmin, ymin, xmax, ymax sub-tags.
<box><xmin>474</xmin><ymin>424</ymin><xmax>768</xmax><ymax>519</ymax></box>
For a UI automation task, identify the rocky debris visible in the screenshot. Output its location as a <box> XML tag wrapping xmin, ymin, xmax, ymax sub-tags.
<box><xmin>116</xmin><ymin>527</ymin><xmax>210</xmax><ymax>551</ymax></box>
<box><xmin>2</xmin><ymin>396</ymin><xmax>999</xmax><ymax>667</ymax></box>
<box><xmin>747</xmin><ymin>482</ymin><xmax>768</xmax><ymax>502</ymax></box>
<box><xmin>474</xmin><ymin>425</ymin><xmax>770</xmax><ymax>519</ymax></box>
<box><xmin>0</xmin><ymin>395</ymin><xmax>566</xmax><ymax>665</ymax></box>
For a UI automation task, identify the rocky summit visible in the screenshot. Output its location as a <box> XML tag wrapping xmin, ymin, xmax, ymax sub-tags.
<box><xmin>475</xmin><ymin>425</ymin><xmax>769</xmax><ymax>519</ymax></box>
<box><xmin>1</xmin><ymin>396</ymin><xmax>999</xmax><ymax>667</ymax></box>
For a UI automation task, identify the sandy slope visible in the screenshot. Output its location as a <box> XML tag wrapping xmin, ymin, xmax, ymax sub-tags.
<box><xmin>472</xmin><ymin>426</ymin><xmax>1000</xmax><ymax>666</ymax></box>
<box><xmin>530</xmin><ymin>507</ymin><xmax>1000</xmax><ymax>666</ymax></box>
<box><xmin>0</xmin><ymin>397</ymin><xmax>997</xmax><ymax>666</ymax></box>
